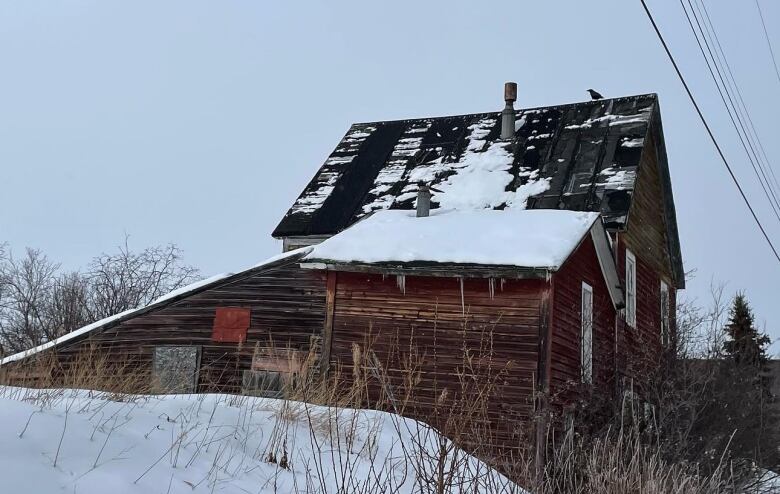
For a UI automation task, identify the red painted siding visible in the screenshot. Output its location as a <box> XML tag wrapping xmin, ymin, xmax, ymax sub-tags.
<box><xmin>616</xmin><ymin>234</ymin><xmax>673</xmax><ymax>389</ymax></box>
<box><xmin>549</xmin><ymin>234</ymin><xmax>617</xmax><ymax>405</ymax></box>
<box><xmin>329</xmin><ymin>272</ymin><xmax>547</xmax><ymax>452</ymax></box>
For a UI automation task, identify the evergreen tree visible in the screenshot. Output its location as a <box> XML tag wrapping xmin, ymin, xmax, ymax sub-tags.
<box><xmin>717</xmin><ymin>292</ymin><xmax>778</xmax><ymax>474</ymax></box>
<box><xmin>722</xmin><ymin>293</ymin><xmax>771</xmax><ymax>368</ymax></box>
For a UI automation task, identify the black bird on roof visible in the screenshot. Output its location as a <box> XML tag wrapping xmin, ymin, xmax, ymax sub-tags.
<box><xmin>587</xmin><ymin>89</ymin><xmax>604</xmax><ymax>100</ymax></box>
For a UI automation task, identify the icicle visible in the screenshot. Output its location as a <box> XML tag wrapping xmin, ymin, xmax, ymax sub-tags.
<box><xmin>460</xmin><ymin>278</ymin><xmax>465</xmax><ymax>317</ymax></box>
<box><xmin>488</xmin><ymin>278</ymin><xmax>495</xmax><ymax>300</ymax></box>
<box><xmin>396</xmin><ymin>274</ymin><xmax>406</xmax><ymax>294</ymax></box>
<box><xmin>500</xmin><ymin>278</ymin><xmax>506</xmax><ymax>291</ymax></box>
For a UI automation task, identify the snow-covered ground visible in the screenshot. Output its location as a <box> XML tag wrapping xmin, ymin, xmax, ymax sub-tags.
<box><xmin>0</xmin><ymin>387</ymin><xmax>524</xmax><ymax>493</ymax></box>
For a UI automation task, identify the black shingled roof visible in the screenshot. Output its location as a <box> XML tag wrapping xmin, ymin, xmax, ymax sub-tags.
<box><xmin>273</xmin><ymin>93</ymin><xmax>684</xmax><ymax>287</ymax></box>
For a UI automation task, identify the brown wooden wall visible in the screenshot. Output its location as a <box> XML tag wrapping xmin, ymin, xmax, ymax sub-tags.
<box><xmin>623</xmin><ymin>130</ymin><xmax>675</xmax><ymax>284</ymax></box>
<box><xmin>617</xmin><ymin>128</ymin><xmax>677</xmax><ymax>387</ymax></box>
<box><xmin>7</xmin><ymin>260</ymin><xmax>327</xmax><ymax>393</ymax></box>
<box><xmin>549</xmin><ymin>234</ymin><xmax>617</xmax><ymax>406</ymax></box>
<box><xmin>328</xmin><ymin>271</ymin><xmax>547</xmax><ymax>451</ymax></box>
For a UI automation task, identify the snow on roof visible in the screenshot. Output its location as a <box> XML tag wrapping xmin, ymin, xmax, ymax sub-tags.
<box><xmin>0</xmin><ymin>308</ymin><xmax>140</xmax><ymax>366</ymax></box>
<box><xmin>305</xmin><ymin>209</ymin><xmax>600</xmax><ymax>270</ymax></box>
<box><xmin>0</xmin><ymin>247</ymin><xmax>313</xmax><ymax>366</ymax></box>
<box><xmin>274</xmin><ymin>93</ymin><xmax>658</xmax><ymax>239</ymax></box>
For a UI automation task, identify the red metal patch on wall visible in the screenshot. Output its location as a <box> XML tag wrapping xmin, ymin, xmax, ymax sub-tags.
<box><xmin>212</xmin><ymin>307</ymin><xmax>251</xmax><ymax>343</ymax></box>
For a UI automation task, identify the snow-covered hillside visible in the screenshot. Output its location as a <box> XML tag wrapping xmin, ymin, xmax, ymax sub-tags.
<box><xmin>0</xmin><ymin>387</ymin><xmax>524</xmax><ymax>493</ymax></box>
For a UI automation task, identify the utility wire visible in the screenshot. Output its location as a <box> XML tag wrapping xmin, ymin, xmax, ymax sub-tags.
<box><xmin>693</xmin><ymin>0</ymin><xmax>780</xmax><ymax>204</ymax></box>
<box><xmin>755</xmin><ymin>0</ymin><xmax>780</xmax><ymax>86</ymax></box>
<box><xmin>698</xmin><ymin>0</ymin><xmax>780</xmax><ymax>192</ymax></box>
<box><xmin>681</xmin><ymin>0</ymin><xmax>780</xmax><ymax>222</ymax></box>
<box><xmin>639</xmin><ymin>0</ymin><xmax>780</xmax><ymax>263</ymax></box>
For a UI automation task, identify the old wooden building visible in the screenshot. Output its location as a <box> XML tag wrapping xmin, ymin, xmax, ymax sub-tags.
<box><xmin>1</xmin><ymin>84</ymin><xmax>683</xmax><ymax>456</ymax></box>
<box><xmin>0</xmin><ymin>250</ymin><xmax>327</xmax><ymax>394</ymax></box>
<box><xmin>298</xmin><ymin>208</ymin><xmax>624</xmax><ymax>449</ymax></box>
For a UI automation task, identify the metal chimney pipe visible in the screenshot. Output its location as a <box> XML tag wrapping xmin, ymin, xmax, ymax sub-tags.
<box><xmin>416</xmin><ymin>185</ymin><xmax>431</xmax><ymax>217</ymax></box>
<box><xmin>501</xmin><ymin>82</ymin><xmax>517</xmax><ymax>140</ymax></box>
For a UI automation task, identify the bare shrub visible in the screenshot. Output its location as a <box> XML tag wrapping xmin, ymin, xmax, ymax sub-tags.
<box><xmin>0</xmin><ymin>239</ymin><xmax>199</xmax><ymax>356</ymax></box>
<box><xmin>84</xmin><ymin>238</ymin><xmax>199</xmax><ymax>321</ymax></box>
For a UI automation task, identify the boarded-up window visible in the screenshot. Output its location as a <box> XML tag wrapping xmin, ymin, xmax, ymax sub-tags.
<box><xmin>152</xmin><ymin>346</ymin><xmax>200</xmax><ymax>393</ymax></box>
<box><xmin>212</xmin><ymin>307</ymin><xmax>251</xmax><ymax>343</ymax></box>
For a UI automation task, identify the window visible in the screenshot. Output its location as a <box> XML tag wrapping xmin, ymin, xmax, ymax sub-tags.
<box><xmin>242</xmin><ymin>370</ymin><xmax>285</xmax><ymax>398</ymax></box>
<box><xmin>242</xmin><ymin>348</ymin><xmax>306</xmax><ymax>397</ymax></box>
<box><xmin>625</xmin><ymin>250</ymin><xmax>637</xmax><ymax>328</ymax></box>
<box><xmin>152</xmin><ymin>346</ymin><xmax>200</xmax><ymax>393</ymax></box>
<box><xmin>581</xmin><ymin>282</ymin><xmax>593</xmax><ymax>384</ymax></box>
<box><xmin>660</xmin><ymin>281</ymin><xmax>670</xmax><ymax>346</ymax></box>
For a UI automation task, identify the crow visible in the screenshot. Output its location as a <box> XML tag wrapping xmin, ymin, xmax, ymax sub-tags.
<box><xmin>587</xmin><ymin>89</ymin><xmax>604</xmax><ymax>100</ymax></box>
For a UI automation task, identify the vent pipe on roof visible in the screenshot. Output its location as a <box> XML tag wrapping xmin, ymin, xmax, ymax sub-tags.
<box><xmin>501</xmin><ymin>82</ymin><xmax>517</xmax><ymax>140</ymax></box>
<box><xmin>416</xmin><ymin>184</ymin><xmax>431</xmax><ymax>217</ymax></box>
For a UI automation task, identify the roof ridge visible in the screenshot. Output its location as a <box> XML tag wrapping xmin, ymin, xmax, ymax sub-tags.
<box><xmin>351</xmin><ymin>93</ymin><xmax>658</xmax><ymax>127</ymax></box>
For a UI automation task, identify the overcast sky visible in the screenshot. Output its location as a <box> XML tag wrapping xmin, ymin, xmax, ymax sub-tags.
<box><xmin>1</xmin><ymin>1</ymin><xmax>778</xmax><ymax>352</ymax></box>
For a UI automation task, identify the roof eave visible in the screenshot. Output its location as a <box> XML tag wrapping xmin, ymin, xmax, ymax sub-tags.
<box><xmin>300</xmin><ymin>260</ymin><xmax>554</xmax><ymax>280</ymax></box>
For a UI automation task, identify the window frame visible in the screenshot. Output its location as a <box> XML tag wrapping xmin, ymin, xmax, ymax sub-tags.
<box><xmin>581</xmin><ymin>282</ymin><xmax>594</xmax><ymax>384</ymax></box>
<box><xmin>660</xmin><ymin>280</ymin><xmax>670</xmax><ymax>346</ymax></box>
<box><xmin>625</xmin><ymin>249</ymin><xmax>637</xmax><ymax>328</ymax></box>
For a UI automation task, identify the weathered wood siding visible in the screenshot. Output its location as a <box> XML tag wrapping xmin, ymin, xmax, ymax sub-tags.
<box><xmin>617</xmin><ymin>127</ymin><xmax>677</xmax><ymax>386</ymax></box>
<box><xmin>549</xmin><ymin>234</ymin><xmax>617</xmax><ymax>404</ymax></box>
<box><xmin>328</xmin><ymin>272</ymin><xmax>547</xmax><ymax>451</ymax></box>
<box><xmin>7</xmin><ymin>261</ymin><xmax>327</xmax><ymax>393</ymax></box>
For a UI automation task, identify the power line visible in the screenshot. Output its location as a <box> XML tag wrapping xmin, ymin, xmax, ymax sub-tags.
<box><xmin>638</xmin><ymin>0</ymin><xmax>780</xmax><ymax>263</ymax></box>
<box><xmin>681</xmin><ymin>0</ymin><xmax>780</xmax><ymax>221</ymax></box>
<box><xmin>698</xmin><ymin>0</ymin><xmax>780</xmax><ymax>192</ymax></box>
<box><xmin>755</xmin><ymin>0</ymin><xmax>780</xmax><ymax>86</ymax></box>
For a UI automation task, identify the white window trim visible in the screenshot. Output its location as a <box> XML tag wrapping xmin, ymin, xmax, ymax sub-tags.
<box><xmin>581</xmin><ymin>282</ymin><xmax>593</xmax><ymax>384</ymax></box>
<box><xmin>660</xmin><ymin>280</ymin><xmax>670</xmax><ymax>346</ymax></box>
<box><xmin>625</xmin><ymin>250</ymin><xmax>637</xmax><ymax>328</ymax></box>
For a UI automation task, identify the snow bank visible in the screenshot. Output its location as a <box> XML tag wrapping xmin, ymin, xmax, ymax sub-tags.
<box><xmin>306</xmin><ymin>209</ymin><xmax>599</xmax><ymax>269</ymax></box>
<box><xmin>0</xmin><ymin>387</ymin><xmax>524</xmax><ymax>494</ymax></box>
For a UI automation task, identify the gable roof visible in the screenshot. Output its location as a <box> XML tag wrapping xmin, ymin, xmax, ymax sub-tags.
<box><xmin>0</xmin><ymin>248</ymin><xmax>313</xmax><ymax>366</ymax></box>
<box><xmin>302</xmin><ymin>209</ymin><xmax>624</xmax><ymax>308</ymax></box>
<box><xmin>274</xmin><ymin>94</ymin><xmax>658</xmax><ymax>238</ymax></box>
<box><xmin>273</xmin><ymin>92</ymin><xmax>684</xmax><ymax>288</ymax></box>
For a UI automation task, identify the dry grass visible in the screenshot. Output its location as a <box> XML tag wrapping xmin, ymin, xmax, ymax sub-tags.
<box><xmin>0</xmin><ymin>334</ymin><xmax>763</xmax><ymax>493</ymax></box>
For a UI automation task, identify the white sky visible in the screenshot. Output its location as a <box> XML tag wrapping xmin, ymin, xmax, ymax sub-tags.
<box><xmin>0</xmin><ymin>0</ymin><xmax>778</xmax><ymax>352</ymax></box>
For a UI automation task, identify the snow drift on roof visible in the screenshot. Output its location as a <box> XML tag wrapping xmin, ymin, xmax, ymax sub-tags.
<box><xmin>305</xmin><ymin>209</ymin><xmax>599</xmax><ymax>269</ymax></box>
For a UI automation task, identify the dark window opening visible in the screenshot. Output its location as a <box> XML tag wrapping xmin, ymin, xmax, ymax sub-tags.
<box><xmin>242</xmin><ymin>348</ymin><xmax>306</xmax><ymax>397</ymax></box>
